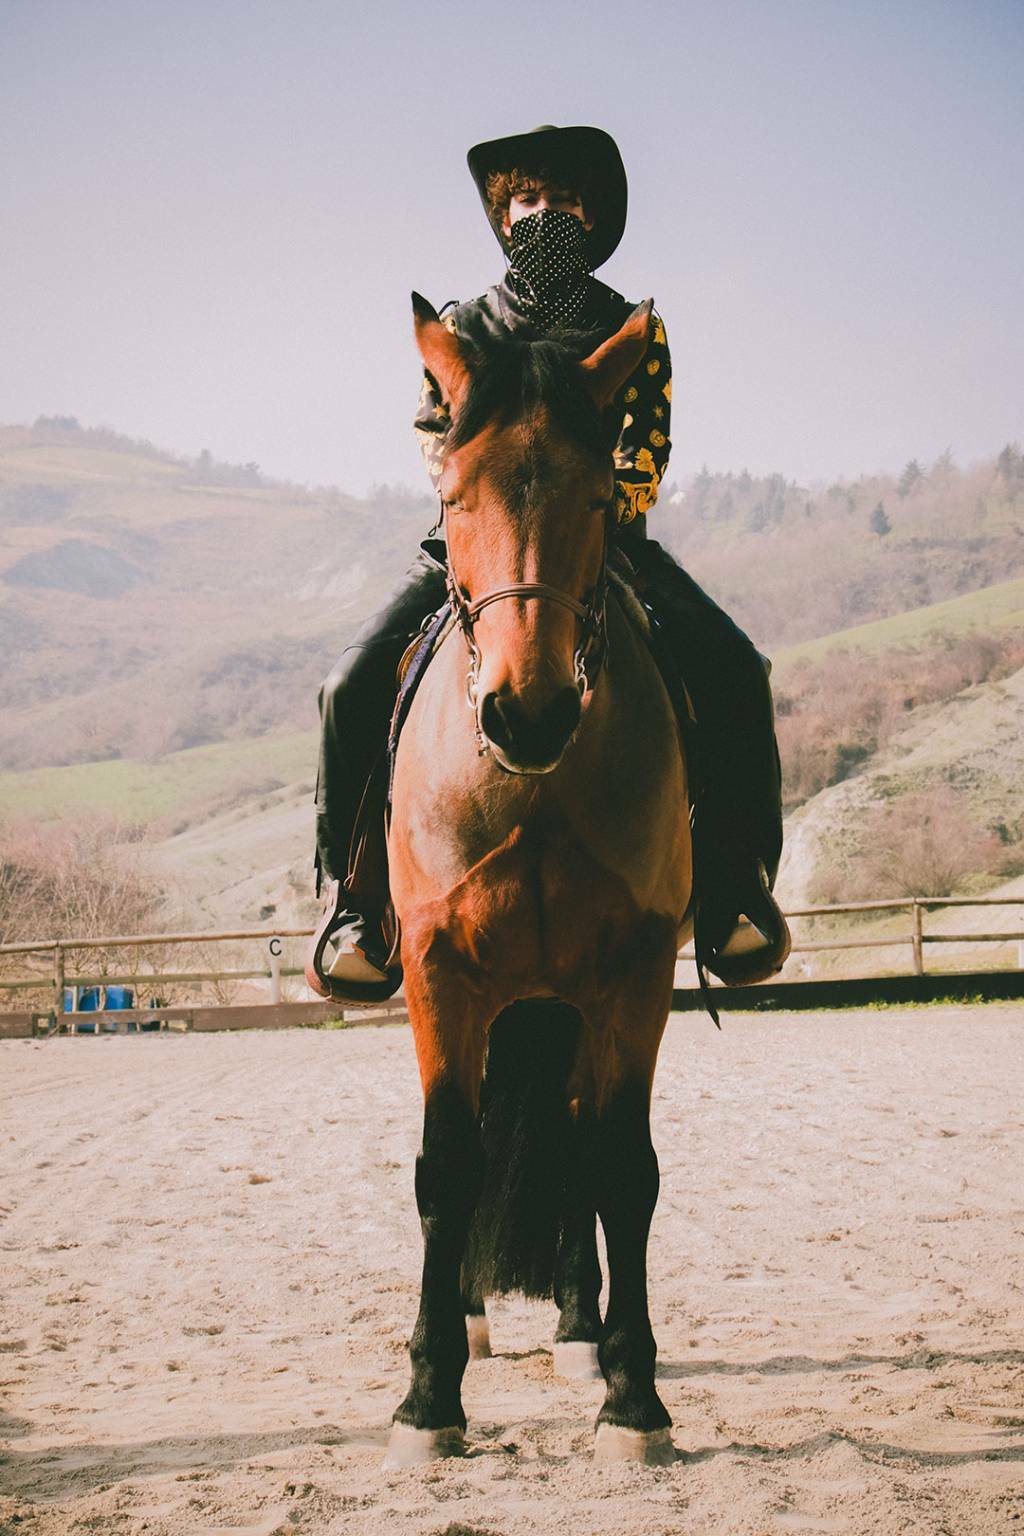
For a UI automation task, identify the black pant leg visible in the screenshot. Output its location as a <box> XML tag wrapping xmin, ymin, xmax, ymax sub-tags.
<box><xmin>620</xmin><ymin>534</ymin><xmax>783</xmax><ymax>882</ymax></box>
<box><xmin>315</xmin><ymin>552</ymin><xmax>447</xmax><ymax>886</ymax></box>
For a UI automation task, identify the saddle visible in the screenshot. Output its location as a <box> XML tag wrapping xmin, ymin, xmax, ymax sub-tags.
<box><xmin>343</xmin><ymin>557</ymin><xmax>701</xmax><ymax>972</ymax></box>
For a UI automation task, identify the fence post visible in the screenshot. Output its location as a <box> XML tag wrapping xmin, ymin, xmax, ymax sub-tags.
<box><xmin>53</xmin><ymin>945</ymin><xmax>66</xmax><ymax>1031</ymax></box>
<box><xmin>268</xmin><ymin>936</ymin><xmax>282</xmax><ymax>1005</ymax></box>
<box><xmin>911</xmin><ymin>901</ymin><xmax>924</xmax><ymax>976</ymax></box>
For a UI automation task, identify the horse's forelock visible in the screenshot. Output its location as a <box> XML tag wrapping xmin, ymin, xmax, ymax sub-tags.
<box><xmin>446</xmin><ymin>334</ymin><xmax>616</xmax><ymax>461</ymax></box>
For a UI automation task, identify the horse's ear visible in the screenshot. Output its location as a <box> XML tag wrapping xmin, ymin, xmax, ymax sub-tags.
<box><xmin>578</xmin><ymin>299</ymin><xmax>654</xmax><ymax>410</ymax></box>
<box><xmin>412</xmin><ymin>292</ymin><xmax>471</xmax><ymax>411</ymax></box>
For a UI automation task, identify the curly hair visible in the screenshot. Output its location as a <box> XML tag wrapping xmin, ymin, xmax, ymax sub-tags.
<box><xmin>484</xmin><ymin>163</ymin><xmax>593</xmax><ymax>237</ymax></box>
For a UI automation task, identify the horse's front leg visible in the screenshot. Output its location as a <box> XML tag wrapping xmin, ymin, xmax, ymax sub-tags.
<box><xmin>386</xmin><ymin>956</ymin><xmax>490</xmax><ymax>1468</ymax></box>
<box><xmin>553</xmin><ymin>1099</ymin><xmax>603</xmax><ymax>1380</ymax></box>
<box><xmin>590</xmin><ymin>938</ymin><xmax>677</xmax><ymax>1465</ymax></box>
<box><xmin>593</xmin><ymin>1077</ymin><xmax>673</xmax><ymax>1462</ymax></box>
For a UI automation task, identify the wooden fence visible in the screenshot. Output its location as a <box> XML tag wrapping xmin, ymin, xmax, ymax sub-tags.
<box><xmin>1</xmin><ymin>895</ymin><xmax>1022</xmax><ymax>1036</ymax></box>
<box><xmin>0</xmin><ymin>926</ymin><xmax>320</xmax><ymax>1036</ymax></box>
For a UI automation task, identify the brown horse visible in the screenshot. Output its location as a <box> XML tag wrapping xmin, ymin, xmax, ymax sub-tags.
<box><xmin>383</xmin><ymin>294</ymin><xmax>691</xmax><ymax>1468</ymax></box>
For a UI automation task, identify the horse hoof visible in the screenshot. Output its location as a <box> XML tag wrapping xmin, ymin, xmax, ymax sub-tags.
<box><xmin>466</xmin><ymin>1314</ymin><xmax>492</xmax><ymax>1360</ymax></box>
<box><xmin>383</xmin><ymin>1423</ymin><xmax>465</xmax><ymax>1468</ymax></box>
<box><xmin>593</xmin><ymin>1425</ymin><xmax>676</xmax><ymax>1466</ymax></box>
<box><xmin>553</xmin><ymin>1340</ymin><xmax>601</xmax><ymax>1380</ymax></box>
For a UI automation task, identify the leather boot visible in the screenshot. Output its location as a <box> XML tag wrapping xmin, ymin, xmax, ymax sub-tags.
<box><xmin>306</xmin><ymin>878</ymin><xmax>402</xmax><ymax>1004</ymax></box>
<box><xmin>695</xmin><ymin>855</ymin><xmax>791</xmax><ymax>987</ymax></box>
<box><xmin>306</xmin><ymin>553</ymin><xmax>448</xmax><ymax>1003</ymax></box>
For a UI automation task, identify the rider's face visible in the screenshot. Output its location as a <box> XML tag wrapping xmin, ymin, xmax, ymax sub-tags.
<box><xmin>501</xmin><ymin>182</ymin><xmax>594</xmax><ymax>239</ymax></box>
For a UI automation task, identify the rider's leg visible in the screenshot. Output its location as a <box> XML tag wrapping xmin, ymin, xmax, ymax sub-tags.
<box><xmin>314</xmin><ymin>550</ymin><xmax>447</xmax><ymax>975</ymax></box>
<box><xmin>617</xmin><ymin>522</ymin><xmax>789</xmax><ymax>983</ymax></box>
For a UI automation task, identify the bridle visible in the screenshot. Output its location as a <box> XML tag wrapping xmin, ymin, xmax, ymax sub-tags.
<box><xmin>445</xmin><ymin>517</ymin><xmax>611</xmax><ymax>758</ymax></box>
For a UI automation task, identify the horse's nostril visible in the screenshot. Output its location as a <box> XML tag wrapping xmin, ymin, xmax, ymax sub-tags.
<box><xmin>480</xmin><ymin>686</ymin><xmax>582</xmax><ymax>768</ymax></box>
<box><xmin>542</xmin><ymin>686</ymin><xmax>582</xmax><ymax>743</ymax></box>
<box><xmin>480</xmin><ymin>691</ymin><xmax>513</xmax><ymax>752</ymax></box>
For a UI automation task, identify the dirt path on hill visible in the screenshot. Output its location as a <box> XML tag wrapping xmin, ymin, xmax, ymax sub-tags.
<box><xmin>2</xmin><ymin>1010</ymin><xmax>1023</xmax><ymax>1535</ymax></box>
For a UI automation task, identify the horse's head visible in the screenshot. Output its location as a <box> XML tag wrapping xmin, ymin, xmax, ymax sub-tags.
<box><xmin>412</xmin><ymin>293</ymin><xmax>652</xmax><ymax>774</ymax></box>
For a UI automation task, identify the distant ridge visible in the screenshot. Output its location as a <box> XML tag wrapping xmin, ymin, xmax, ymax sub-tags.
<box><xmin>1</xmin><ymin>416</ymin><xmax>1022</xmax><ymax>771</ymax></box>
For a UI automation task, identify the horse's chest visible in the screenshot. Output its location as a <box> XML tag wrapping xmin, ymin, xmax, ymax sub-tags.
<box><xmin>389</xmin><ymin>630</ymin><xmax>689</xmax><ymax>921</ymax></box>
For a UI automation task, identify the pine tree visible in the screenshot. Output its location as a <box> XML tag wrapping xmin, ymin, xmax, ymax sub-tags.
<box><xmin>897</xmin><ymin>459</ymin><xmax>923</xmax><ymax>498</ymax></box>
<box><xmin>997</xmin><ymin>443</ymin><xmax>1023</xmax><ymax>484</ymax></box>
<box><xmin>691</xmin><ymin>465</ymin><xmax>713</xmax><ymax>519</ymax></box>
<box><xmin>870</xmin><ymin>501</ymin><xmax>891</xmax><ymax>537</ymax></box>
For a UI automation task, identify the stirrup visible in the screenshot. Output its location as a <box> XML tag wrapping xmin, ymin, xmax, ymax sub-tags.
<box><xmin>702</xmin><ymin>862</ymin><xmax>791</xmax><ymax>987</ymax></box>
<box><xmin>305</xmin><ymin>879</ymin><xmax>403</xmax><ymax>1004</ymax></box>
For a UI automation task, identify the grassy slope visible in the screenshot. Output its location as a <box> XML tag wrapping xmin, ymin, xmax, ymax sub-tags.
<box><xmin>0</xmin><ymin>730</ymin><xmax>316</xmax><ymax>828</ymax></box>
<box><xmin>773</xmin><ymin>574</ymin><xmax>1024</xmax><ymax>674</ymax></box>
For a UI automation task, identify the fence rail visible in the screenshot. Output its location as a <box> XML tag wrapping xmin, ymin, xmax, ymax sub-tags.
<box><xmin>0</xmin><ymin>925</ymin><xmax>315</xmax><ymax>1032</ymax></box>
<box><xmin>1</xmin><ymin>898</ymin><xmax>1022</xmax><ymax>1035</ymax></box>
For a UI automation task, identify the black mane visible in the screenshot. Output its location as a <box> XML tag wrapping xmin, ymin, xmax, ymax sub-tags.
<box><xmin>447</xmin><ymin>330</ymin><xmax>616</xmax><ymax>460</ymax></box>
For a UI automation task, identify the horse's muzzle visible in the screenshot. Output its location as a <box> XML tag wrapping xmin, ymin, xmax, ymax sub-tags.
<box><xmin>479</xmin><ymin>685</ymin><xmax>582</xmax><ymax>774</ymax></box>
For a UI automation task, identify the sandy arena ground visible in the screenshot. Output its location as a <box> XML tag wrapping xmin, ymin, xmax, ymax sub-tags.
<box><xmin>1</xmin><ymin>1008</ymin><xmax>1023</xmax><ymax>1536</ymax></box>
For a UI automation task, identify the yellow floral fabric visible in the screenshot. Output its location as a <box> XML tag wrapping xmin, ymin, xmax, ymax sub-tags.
<box><xmin>612</xmin><ymin>309</ymin><xmax>672</xmax><ymax>523</ymax></box>
<box><xmin>414</xmin><ymin>308</ymin><xmax>672</xmax><ymax>524</ymax></box>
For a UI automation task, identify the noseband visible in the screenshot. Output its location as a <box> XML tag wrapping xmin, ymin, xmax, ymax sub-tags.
<box><xmin>445</xmin><ymin>533</ymin><xmax>609</xmax><ymax>758</ymax></box>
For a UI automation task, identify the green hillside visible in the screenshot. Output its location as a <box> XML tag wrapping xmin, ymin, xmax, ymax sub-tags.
<box><xmin>0</xmin><ymin>730</ymin><xmax>316</xmax><ymax>829</ymax></box>
<box><xmin>773</xmin><ymin>575</ymin><xmax>1024</xmax><ymax>675</ymax></box>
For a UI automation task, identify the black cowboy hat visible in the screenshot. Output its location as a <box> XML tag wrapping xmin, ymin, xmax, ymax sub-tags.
<box><xmin>467</xmin><ymin>123</ymin><xmax>627</xmax><ymax>270</ymax></box>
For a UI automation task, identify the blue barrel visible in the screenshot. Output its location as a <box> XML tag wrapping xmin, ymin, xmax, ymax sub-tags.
<box><xmin>74</xmin><ymin>986</ymin><xmax>101</xmax><ymax>1032</ymax></box>
<box><xmin>105</xmin><ymin>985</ymin><xmax>134</xmax><ymax>1009</ymax></box>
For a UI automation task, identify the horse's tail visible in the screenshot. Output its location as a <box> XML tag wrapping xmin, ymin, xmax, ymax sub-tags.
<box><xmin>462</xmin><ymin>999</ymin><xmax>579</xmax><ymax>1301</ymax></box>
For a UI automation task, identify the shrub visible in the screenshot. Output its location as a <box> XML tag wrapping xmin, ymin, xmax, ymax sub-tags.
<box><xmin>0</xmin><ymin>816</ymin><xmax>160</xmax><ymax>944</ymax></box>
<box><xmin>775</xmin><ymin>628</ymin><xmax>1024</xmax><ymax>810</ymax></box>
<box><xmin>810</xmin><ymin>787</ymin><xmax>1003</xmax><ymax>902</ymax></box>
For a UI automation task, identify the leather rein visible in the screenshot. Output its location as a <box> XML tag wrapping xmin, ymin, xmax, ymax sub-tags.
<box><xmin>445</xmin><ymin>525</ymin><xmax>610</xmax><ymax>757</ymax></box>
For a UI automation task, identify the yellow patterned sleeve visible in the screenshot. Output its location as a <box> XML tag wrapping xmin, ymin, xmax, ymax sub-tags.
<box><xmin>612</xmin><ymin>309</ymin><xmax>672</xmax><ymax>523</ymax></box>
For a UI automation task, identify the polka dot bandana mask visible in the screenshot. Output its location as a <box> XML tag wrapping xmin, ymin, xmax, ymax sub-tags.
<box><xmin>506</xmin><ymin>207</ymin><xmax>592</xmax><ymax>330</ymax></box>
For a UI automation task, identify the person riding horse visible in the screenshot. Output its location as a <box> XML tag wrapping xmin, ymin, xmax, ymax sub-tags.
<box><xmin>310</xmin><ymin>123</ymin><xmax>790</xmax><ymax>995</ymax></box>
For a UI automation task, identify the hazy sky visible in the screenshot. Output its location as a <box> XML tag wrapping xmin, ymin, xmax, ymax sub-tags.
<box><xmin>2</xmin><ymin>0</ymin><xmax>1021</xmax><ymax>494</ymax></box>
